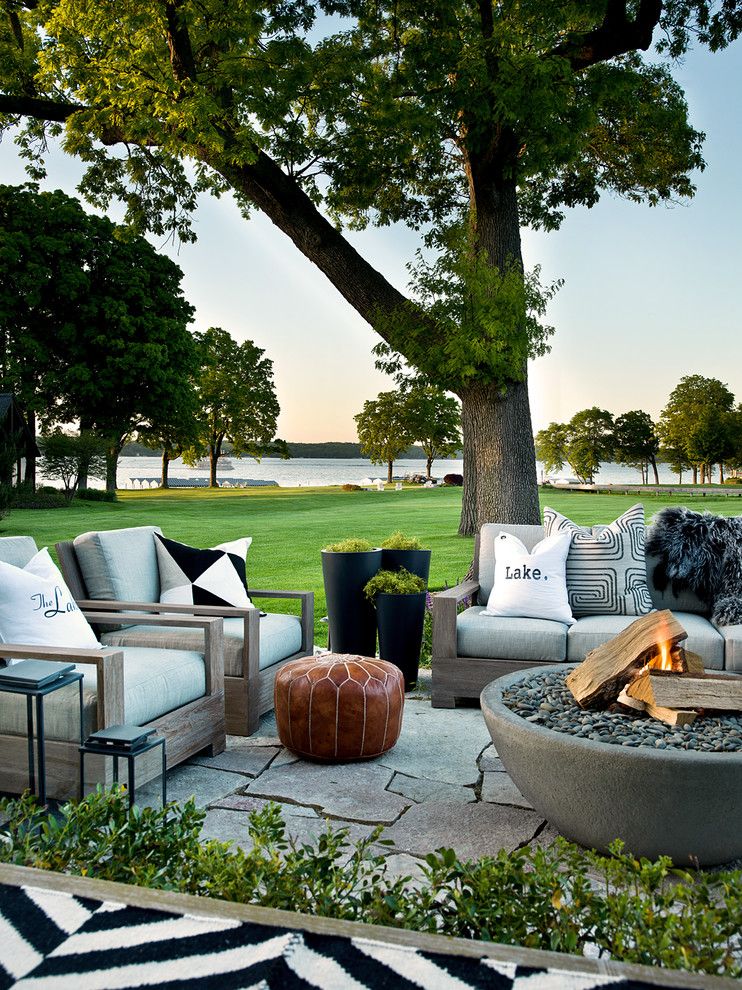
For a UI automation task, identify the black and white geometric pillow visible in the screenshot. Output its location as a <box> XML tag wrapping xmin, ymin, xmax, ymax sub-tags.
<box><xmin>154</xmin><ymin>534</ymin><xmax>253</xmax><ymax>608</ymax></box>
<box><xmin>543</xmin><ymin>503</ymin><xmax>654</xmax><ymax>618</ymax></box>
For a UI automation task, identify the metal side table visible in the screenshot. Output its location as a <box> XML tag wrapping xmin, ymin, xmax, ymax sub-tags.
<box><xmin>79</xmin><ymin>726</ymin><xmax>167</xmax><ymax>809</ymax></box>
<box><xmin>0</xmin><ymin>662</ymin><xmax>84</xmax><ymax>806</ymax></box>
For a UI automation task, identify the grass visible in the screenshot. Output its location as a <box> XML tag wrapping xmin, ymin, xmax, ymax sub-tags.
<box><xmin>5</xmin><ymin>485</ymin><xmax>742</xmax><ymax>644</ymax></box>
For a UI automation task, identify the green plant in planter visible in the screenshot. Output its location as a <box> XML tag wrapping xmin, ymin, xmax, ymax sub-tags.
<box><xmin>380</xmin><ymin>531</ymin><xmax>426</xmax><ymax>551</ymax></box>
<box><xmin>323</xmin><ymin>537</ymin><xmax>374</xmax><ymax>552</ymax></box>
<box><xmin>364</xmin><ymin>568</ymin><xmax>425</xmax><ymax>601</ymax></box>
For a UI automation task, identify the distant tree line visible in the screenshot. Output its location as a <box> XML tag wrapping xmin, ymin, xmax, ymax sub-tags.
<box><xmin>0</xmin><ymin>186</ymin><xmax>284</xmax><ymax>496</ymax></box>
<box><xmin>535</xmin><ymin>376</ymin><xmax>742</xmax><ymax>485</ymax></box>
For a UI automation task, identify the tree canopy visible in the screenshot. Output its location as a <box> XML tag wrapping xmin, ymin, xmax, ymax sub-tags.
<box><xmin>355</xmin><ymin>391</ymin><xmax>415</xmax><ymax>483</ymax></box>
<box><xmin>658</xmin><ymin>374</ymin><xmax>737</xmax><ymax>483</ymax></box>
<box><xmin>403</xmin><ymin>383</ymin><xmax>462</xmax><ymax>479</ymax></box>
<box><xmin>187</xmin><ymin>327</ymin><xmax>284</xmax><ymax>487</ymax></box>
<box><xmin>2</xmin><ymin>3</ymin><xmax>739</xmax><ymax>526</ymax></box>
<box><xmin>0</xmin><ymin>183</ymin><xmax>199</xmax><ymax>490</ymax></box>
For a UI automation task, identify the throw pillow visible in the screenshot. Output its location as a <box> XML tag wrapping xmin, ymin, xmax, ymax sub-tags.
<box><xmin>484</xmin><ymin>531</ymin><xmax>575</xmax><ymax>625</ymax></box>
<box><xmin>155</xmin><ymin>534</ymin><xmax>253</xmax><ymax>608</ymax></box>
<box><xmin>0</xmin><ymin>547</ymin><xmax>100</xmax><ymax>649</ymax></box>
<box><xmin>543</xmin><ymin>503</ymin><xmax>654</xmax><ymax>618</ymax></box>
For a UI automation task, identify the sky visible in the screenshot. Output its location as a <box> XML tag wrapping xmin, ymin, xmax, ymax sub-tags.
<box><xmin>1</xmin><ymin>37</ymin><xmax>741</xmax><ymax>443</ymax></box>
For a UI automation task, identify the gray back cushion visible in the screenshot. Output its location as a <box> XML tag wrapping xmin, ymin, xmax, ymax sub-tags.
<box><xmin>73</xmin><ymin>526</ymin><xmax>163</xmax><ymax>602</ymax></box>
<box><xmin>478</xmin><ymin>523</ymin><xmax>546</xmax><ymax>605</ymax></box>
<box><xmin>0</xmin><ymin>536</ymin><xmax>38</xmax><ymax>568</ymax></box>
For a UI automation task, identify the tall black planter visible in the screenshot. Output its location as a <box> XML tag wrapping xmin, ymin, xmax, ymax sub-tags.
<box><xmin>381</xmin><ymin>548</ymin><xmax>431</xmax><ymax>584</ymax></box>
<box><xmin>321</xmin><ymin>549</ymin><xmax>381</xmax><ymax>656</ymax></box>
<box><xmin>376</xmin><ymin>591</ymin><xmax>427</xmax><ymax>689</ymax></box>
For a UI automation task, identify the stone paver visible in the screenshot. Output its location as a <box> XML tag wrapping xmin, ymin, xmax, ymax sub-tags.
<box><xmin>376</xmin><ymin>701</ymin><xmax>490</xmax><ymax>785</ymax></box>
<box><xmin>382</xmin><ymin>801</ymin><xmax>544</xmax><ymax>861</ymax></box>
<box><xmin>480</xmin><ymin>772</ymin><xmax>533</xmax><ymax>809</ymax></box>
<box><xmin>192</xmin><ymin>746</ymin><xmax>279</xmax><ymax>777</ymax></box>
<box><xmin>211</xmin><ymin>793</ymin><xmax>316</xmax><ymax>816</ymax></box>
<box><xmin>388</xmin><ymin>773</ymin><xmax>475</xmax><ymax>804</ymax></box>
<box><xmin>201</xmin><ymin>806</ymin><xmax>374</xmax><ymax>852</ymax></box>
<box><xmin>479</xmin><ymin>751</ymin><xmax>505</xmax><ymax>772</ymax></box>
<box><xmin>270</xmin><ymin>749</ymin><xmax>299</xmax><ymax>769</ymax></box>
<box><xmin>165</xmin><ymin>766</ymin><xmax>241</xmax><ymax>808</ymax></box>
<box><xmin>246</xmin><ymin>760</ymin><xmax>411</xmax><ymax>824</ymax></box>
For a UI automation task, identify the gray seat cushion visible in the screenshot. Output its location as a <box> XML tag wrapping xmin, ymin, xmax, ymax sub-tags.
<box><xmin>713</xmin><ymin>624</ymin><xmax>742</xmax><ymax>673</ymax></box>
<box><xmin>567</xmin><ymin>612</ymin><xmax>724</xmax><ymax>669</ymax></box>
<box><xmin>102</xmin><ymin>612</ymin><xmax>303</xmax><ymax>677</ymax></box>
<box><xmin>457</xmin><ymin>606</ymin><xmax>568</xmax><ymax>662</ymax></box>
<box><xmin>0</xmin><ymin>645</ymin><xmax>205</xmax><ymax>743</ymax></box>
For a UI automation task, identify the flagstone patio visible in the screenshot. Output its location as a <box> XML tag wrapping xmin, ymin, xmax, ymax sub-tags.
<box><xmin>164</xmin><ymin>672</ymin><xmax>557</xmax><ymax>873</ymax></box>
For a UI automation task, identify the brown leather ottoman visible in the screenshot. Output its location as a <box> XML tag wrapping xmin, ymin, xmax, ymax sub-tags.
<box><xmin>274</xmin><ymin>654</ymin><xmax>404</xmax><ymax>761</ymax></box>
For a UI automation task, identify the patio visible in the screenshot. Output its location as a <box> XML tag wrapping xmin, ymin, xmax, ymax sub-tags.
<box><xmin>162</xmin><ymin>671</ymin><xmax>554</xmax><ymax>872</ymax></box>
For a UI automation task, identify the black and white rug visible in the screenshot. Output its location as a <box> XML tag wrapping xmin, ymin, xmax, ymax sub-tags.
<box><xmin>0</xmin><ymin>882</ymin><xmax>678</xmax><ymax>989</ymax></box>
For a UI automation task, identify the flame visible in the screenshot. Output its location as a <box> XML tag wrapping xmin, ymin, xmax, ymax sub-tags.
<box><xmin>650</xmin><ymin>639</ymin><xmax>675</xmax><ymax>672</ymax></box>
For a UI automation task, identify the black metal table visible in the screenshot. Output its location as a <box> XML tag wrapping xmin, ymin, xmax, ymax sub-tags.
<box><xmin>79</xmin><ymin>729</ymin><xmax>167</xmax><ymax>809</ymax></box>
<box><xmin>0</xmin><ymin>669</ymin><xmax>84</xmax><ymax>806</ymax></box>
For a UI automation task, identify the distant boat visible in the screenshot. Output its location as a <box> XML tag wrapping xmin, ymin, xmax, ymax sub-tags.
<box><xmin>196</xmin><ymin>458</ymin><xmax>234</xmax><ymax>470</ymax></box>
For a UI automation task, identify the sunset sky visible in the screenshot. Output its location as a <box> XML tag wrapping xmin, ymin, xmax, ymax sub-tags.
<box><xmin>2</xmin><ymin>38</ymin><xmax>740</xmax><ymax>443</ymax></box>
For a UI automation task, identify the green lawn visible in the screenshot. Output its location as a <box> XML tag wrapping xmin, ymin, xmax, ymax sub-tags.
<box><xmin>5</xmin><ymin>485</ymin><xmax>742</xmax><ymax>645</ymax></box>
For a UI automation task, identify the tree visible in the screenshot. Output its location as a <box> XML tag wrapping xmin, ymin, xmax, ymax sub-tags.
<box><xmin>39</xmin><ymin>430</ymin><xmax>107</xmax><ymax>501</ymax></box>
<box><xmin>355</xmin><ymin>392</ymin><xmax>415</xmax><ymax>483</ymax></box>
<box><xmin>565</xmin><ymin>408</ymin><xmax>614</xmax><ymax>484</ymax></box>
<box><xmin>138</xmin><ymin>389</ymin><xmax>201</xmax><ymax>488</ymax></box>
<box><xmin>2</xmin><ymin>5</ymin><xmax>738</xmax><ymax>530</ymax></box>
<box><xmin>403</xmin><ymin>384</ymin><xmax>461</xmax><ymax>479</ymax></box>
<box><xmin>535</xmin><ymin>423</ymin><xmax>571</xmax><ymax>478</ymax></box>
<box><xmin>0</xmin><ymin>184</ymin><xmax>199</xmax><ymax>491</ymax></box>
<box><xmin>658</xmin><ymin>375</ymin><xmax>735</xmax><ymax>484</ymax></box>
<box><xmin>187</xmin><ymin>328</ymin><xmax>284</xmax><ymax>487</ymax></box>
<box><xmin>613</xmin><ymin>410</ymin><xmax>660</xmax><ymax>484</ymax></box>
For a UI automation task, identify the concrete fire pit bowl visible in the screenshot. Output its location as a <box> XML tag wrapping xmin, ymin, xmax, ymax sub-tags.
<box><xmin>481</xmin><ymin>665</ymin><xmax>742</xmax><ymax>866</ymax></box>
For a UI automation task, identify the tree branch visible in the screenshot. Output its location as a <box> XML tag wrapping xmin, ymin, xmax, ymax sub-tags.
<box><xmin>551</xmin><ymin>0</ymin><xmax>663</xmax><ymax>70</ymax></box>
<box><xmin>164</xmin><ymin>0</ymin><xmax>197</xmax><ymax>82</ymax></box>
<box><xmin>0</xmin><ymin>93</ymin><xmax>82</xmax><ymax>121</ymax></box>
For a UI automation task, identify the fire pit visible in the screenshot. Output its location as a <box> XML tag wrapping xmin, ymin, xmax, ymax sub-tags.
<box><xmin>481</xmin><ymin>613</ymin><xmax>742</xmax><ymax>866</ymax></box>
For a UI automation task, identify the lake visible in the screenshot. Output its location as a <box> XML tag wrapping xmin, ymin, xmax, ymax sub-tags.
<box><xmin>114</xmin><ymin>456</ymin><xmax>686</xmax><ymax>489</ymax></box>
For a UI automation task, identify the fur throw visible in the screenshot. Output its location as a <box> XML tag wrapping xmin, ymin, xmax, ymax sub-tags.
<box><xmin>646</xmin><ymin>507</ymin><xmax>742</xmax><ymax>626</ymax></box>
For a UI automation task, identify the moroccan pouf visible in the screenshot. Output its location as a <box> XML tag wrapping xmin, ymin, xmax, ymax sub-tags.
<box><xmin>274</xmin><ymin>654</ymin><xmax>404</xmax><ymax>761</ymax></box>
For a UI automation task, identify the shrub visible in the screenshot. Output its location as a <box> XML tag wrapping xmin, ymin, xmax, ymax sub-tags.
<box><xmin>77</xmin><ymin>487</ymin><xmax>117</xmax><ymax>502</ymax></box>
<box><xmin>364</xmin><ymin>567</ymin><xmax>425</xmax><ymax>600</ymax></box>
<box><xmin>380</xmin><ymin>531</ymin><xmax>424</xmax><ymax>550</ymax></box>
<box><xmin>341</xmin><ymin>483</ymin><xmax>363</xmax><ymax>492</ymax></box>
<box><xmin>1</xmin><ymin>789</ymin><xmax>742</xmax><ymax>978</ymax></box>
<box><xmin>443</xmin><ymin>473</ymin><xmax>463</xmax><ymax>486</ymax></box>
<box><xmin>323</xmin><ymin>537</ymin><xmax>374</xmax><ymax>552</ymax></box>
<box><xmin>10</xmin><ymin>485</ymin><xmax>68</xmax><ymax>510</ymax></box>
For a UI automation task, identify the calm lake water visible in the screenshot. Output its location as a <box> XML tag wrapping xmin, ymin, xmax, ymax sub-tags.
<box><xmin>114</xmin><ymin>456</ymin><xmax>685</xmax><ymax>489</ymax></box>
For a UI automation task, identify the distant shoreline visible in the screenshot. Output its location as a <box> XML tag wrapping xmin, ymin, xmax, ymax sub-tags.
<box><xmin>121</xmin><ymin>441</ymin><xmax>462</xmax><ymax>460</ymax></box>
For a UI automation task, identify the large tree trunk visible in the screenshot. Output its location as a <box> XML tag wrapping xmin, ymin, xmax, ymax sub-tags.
<box><xmin>78</xmin><ymin>417</ymin><xmax>93</xmax><ymax>489</ymax></box>
<box><xmin>426</xmin><ymin>454</ymin><xmax>433</xmax><ymax>479</ymax></box>
<box><xmin>650</xmin><ymin>456</ymin><xmax>659</xmax><ymax>485</ymax></box>
<box><xmin>105</xmin><ymin>442</ymin><xmax>121</xmax><ymax>493</ymax></box>
<box><xmin>161</xmin><ymin>450</ymin><xmax>170</xmax><ymax>488</ymax></box>
<box><xmin>209</xmin><ymin>440</ymin><xmax>221</xmax><ymax>487</ymax></box>
<box><xmin>387</xmin><ymin>460</ymin><xmax>393</xmax><ymax>484</ymax></box>
<box><xmin>459</xmin><ymin>379</ymin><xmax>540</xmax><ymax>530</ymax></box>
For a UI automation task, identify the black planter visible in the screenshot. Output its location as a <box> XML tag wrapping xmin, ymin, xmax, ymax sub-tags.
<box><xmin>321</xmin><ymin>549</ymin><xmax>381</xmax><ymax>656</ymax></box>
<box><xmin>380</xmin><ymin>548</ymin><xmax>431</xmax><ymax>584</ymax></box>
<box><xmin>376</xmin><ymin>591</ymin><xmax>427</xmax><ymax>689</ymax></box>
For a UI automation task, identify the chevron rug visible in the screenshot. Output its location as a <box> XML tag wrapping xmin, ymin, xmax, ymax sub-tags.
<box><xmin>0</xmin><ymin>881</ymin><xmax>667</xmax><ymax>989</ymax></box>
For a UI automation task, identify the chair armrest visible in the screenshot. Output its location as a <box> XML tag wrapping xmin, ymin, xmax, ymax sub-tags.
<box><xmin>433</xmin><ymin>579</ymin><xmax>480</xmax><ymax>604</ymax></box>
<box><xmin>431</xmin><ymin>581</ymin><xmax>479</xmax><ymax>661</ymax></box>
<box><xmin>0</xmin><ymin>644</ymin><xmax>125</xmax><ymax>727</ymax></box>
<box><xmin>77</xmin><ymin>599</ymin><xmax>253</xmax><ymax>618</ymax></box>
<box><xmin>249</xmin><ymin>589</ymin><xmax>312</xmax><ymax>600</ymax></box>
<box><xmin>83</xmin><ymin>614</ymin><xmax>225</xmax><ymax>696</ymax></box>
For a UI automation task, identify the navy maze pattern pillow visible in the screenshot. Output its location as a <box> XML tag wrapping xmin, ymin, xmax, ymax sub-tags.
<box><xmin>543</xmin><ymin>503</ymin><xmax>653</xmax><ymax>618</ymax></box>
<box><xmin>155</xmin><ymin>534</ymin><xmax>253</xmax><ymax>608</ymax></box>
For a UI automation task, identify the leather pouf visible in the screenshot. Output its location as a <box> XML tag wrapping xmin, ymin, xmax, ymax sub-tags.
<box><xmin>274</xmin><ymin>654</ymin><xmax>404</xmax><ymax>761</ymax></box>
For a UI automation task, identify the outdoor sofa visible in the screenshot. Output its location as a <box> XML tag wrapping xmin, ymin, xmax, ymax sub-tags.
<box><xmin>57</xmin><ymin>526</ymin><xmax>314</xmax><ymax>736</ymax></box>
<box><xmin>432</xmin><ymin>522</ymin><xmax>741</xmax><ymax>708</ymax></box>
<box><xmin>0</xmin><ymin>536</ymin><xmax>225</xmax><ymax>800</ymax></box>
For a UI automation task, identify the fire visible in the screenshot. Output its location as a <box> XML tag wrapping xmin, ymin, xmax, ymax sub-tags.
<box><xmin>649</xmin><ymin>639</ymin><xmax>676</xmax><ymax>672</ymax></box>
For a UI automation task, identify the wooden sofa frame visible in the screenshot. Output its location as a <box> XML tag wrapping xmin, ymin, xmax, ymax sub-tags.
<box><xmin>431</xmin><ymin>533</ymin><xmax>546</xmax><ymax>708</ymax></box>
<box><xmin>56</xmin><ymin>541</ymin><xmax>314</xmax><ymax>736</ymax></box>
<box><xmin>0</xmin><ymin>611</ymin><xmax>225</xmax><ymax>801</ymax></box>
